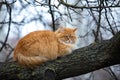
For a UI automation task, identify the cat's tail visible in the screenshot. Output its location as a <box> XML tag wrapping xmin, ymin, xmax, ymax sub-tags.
<box><xmin>14</xmin><ymin>53</ymin><xmax>48</xmax><ymax>67</ymax></box>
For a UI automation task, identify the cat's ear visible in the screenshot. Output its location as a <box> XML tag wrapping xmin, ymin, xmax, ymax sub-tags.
<box><xmin>55</xmin><ymin>27</ymin><xmax>64</xmax><ymax>33</ymax></box>
<box><xmin>73</xmin><ymin>28</ymin><xmax>77</xmax><ymax>32</ymax></box>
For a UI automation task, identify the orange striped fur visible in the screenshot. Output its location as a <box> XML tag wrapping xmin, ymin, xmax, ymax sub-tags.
<box><xmin>13</xmin><ymin>27</ymin><xmax>77</xmax><ymax>67</ymax></box>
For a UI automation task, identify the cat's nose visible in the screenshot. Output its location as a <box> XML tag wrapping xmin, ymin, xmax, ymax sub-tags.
<box><xmin>70</xmin><ymin>40</ymin><xmax>72</xmax><ymax>43</ymax></box>
<box><xmin>66</xmin><ymin>40</ymin><xmax>69</xmax><ymax>43</ymax></box>
<box><xmin>69</xmin><ymin>40</ymin><xmax>74</xmax><ymax>44</ymax></box>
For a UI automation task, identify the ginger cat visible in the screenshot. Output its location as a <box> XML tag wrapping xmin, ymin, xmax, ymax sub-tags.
<box><xmin>13</xmin><ymin>27</ymin><xmax>77</xmax><ymax>67</ymax></box>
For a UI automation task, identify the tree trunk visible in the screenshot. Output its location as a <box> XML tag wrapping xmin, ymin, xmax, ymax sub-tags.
<box><xmin>0</xmin><ymin>32</ymin><xmax>120</xmax><ymax>80</ymax></box>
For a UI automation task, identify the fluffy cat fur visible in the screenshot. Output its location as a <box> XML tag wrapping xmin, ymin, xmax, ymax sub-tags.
<box><xmin>13</xmin><ymin>27</ymin><xmax>77</xmax><ymax>67</ymax></box>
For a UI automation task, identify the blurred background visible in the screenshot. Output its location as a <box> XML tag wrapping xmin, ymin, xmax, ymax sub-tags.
<box><xmin>0</xmin><ymin>0</ymin><xmax>120</xmax><ymax>80</ymax></box>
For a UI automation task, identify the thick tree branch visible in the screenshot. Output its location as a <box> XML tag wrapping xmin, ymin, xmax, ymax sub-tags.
<box><xmin>0</xmin><ymin>32</ymin><xmax>120</xmax><ymax>80</ymax></box>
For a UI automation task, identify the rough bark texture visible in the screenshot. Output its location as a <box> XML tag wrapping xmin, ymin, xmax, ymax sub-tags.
<box><xmin>0</xmin><ymin>32</ymin><xmax>120</xmax><ymax>80</ymax></box>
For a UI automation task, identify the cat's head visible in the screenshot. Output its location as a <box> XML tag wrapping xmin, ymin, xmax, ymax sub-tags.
<box><xmin>55</xmin><ymin>27</ymin><xmax>77</xmax><ymax>44</ymax></box>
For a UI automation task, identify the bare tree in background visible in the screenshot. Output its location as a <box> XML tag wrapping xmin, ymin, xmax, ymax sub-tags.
<box><xmin>0</xmin><ymin>0</ymin><xmax>120</xmax><ymax>80</ymax></box>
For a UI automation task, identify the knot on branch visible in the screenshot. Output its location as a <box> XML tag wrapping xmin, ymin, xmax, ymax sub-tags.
<box><xmin>44</xmin><ymin>69</ymin><xmax>56</xmax><ymax>80</ymax></box>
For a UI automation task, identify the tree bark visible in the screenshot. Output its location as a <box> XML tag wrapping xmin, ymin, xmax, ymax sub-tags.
<box><xmin>0</xmin><ymin>32</ymin><xmax>120</xmax><ymax>80</ymax></box>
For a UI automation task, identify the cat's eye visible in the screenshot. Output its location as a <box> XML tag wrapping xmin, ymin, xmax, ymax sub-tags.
<box><xmin>64</xmin><ymin>35</ymin><xmax>69</xmax><ymax>38</ymax></box>
<box><xmin>70</xmin><ymin>36</ymin><xmax>73</xmax><ymax>38</ymax></box>
<box><xmin>64</xmin><ymin>35</ymin><xmax>75</xmax><ymax>38</ymax></box>
<box><xmin>70</xmin><ymin>35</ymin><xmax>75</xmax><ymax>38</ymax></box>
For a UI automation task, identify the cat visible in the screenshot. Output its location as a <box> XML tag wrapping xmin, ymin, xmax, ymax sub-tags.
<box><xmin>13</xmin><ymin>27</ymin><xmax>77</xmax><ymax>67</ymax></box>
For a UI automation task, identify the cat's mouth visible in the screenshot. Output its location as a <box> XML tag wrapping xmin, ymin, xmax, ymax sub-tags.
<box><xmin>65</xmin><ymin>40</ymin><xmax>75</xmax><ymax>44</ymax></box>
<box><xmin>59</xmin><ymin>40</ymin><xmax>75</xmax><ymax>44</ymax></box>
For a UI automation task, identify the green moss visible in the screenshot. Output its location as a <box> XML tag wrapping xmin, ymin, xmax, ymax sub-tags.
<box><xmin>32</xmin><ymin>72</ymin><xmax>35</xmax><ymax>76</ymax></box>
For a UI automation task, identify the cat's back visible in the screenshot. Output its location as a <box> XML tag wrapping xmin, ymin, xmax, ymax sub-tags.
<box><xmin>14</xmin><ymin>30</ymin><xmax>57</xmax><ymax>54</ymax></box>
<box><xmin>24</xmin><ymin>30</ymin><xmax>55</xmax><ymax>39</ymax></box>
<box><xmin>19</xmin><ymin>30</ymin><xmax>56</xmax><ymax>43</ymax></box>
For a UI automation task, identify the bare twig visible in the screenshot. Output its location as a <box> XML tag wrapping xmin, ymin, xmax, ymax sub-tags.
<box><xmin>0</xmin><ymin>41</ymin><xmax>14</xmax><ymax>62</ymax></box>
<box><xmin>48</xmin><ymin>0</ymin><xmax>55</xmax><ymax>31</ymax></box>
<box><xmin>104</xmin><ymin>1</ymin><xmax>116</xmax><ymax>35</ymax></box>
<box><xmin>59</xmin><ymin>0</ymin><xmax>120</xmax><ymax>9</ymax></box>
<box><xmin>5</xmin><ymin>49</ymin><xmax>14</xmax><ymax>62</ymax></box>
<box><xmin>103</xmin><ymin>67</ymin><xmax>119</xmax><ymax>80</ymax></box>
<box><xmin>0</xmin><ymin>1</ymin><xmax>12</xmax><ymax>52</ymax></box>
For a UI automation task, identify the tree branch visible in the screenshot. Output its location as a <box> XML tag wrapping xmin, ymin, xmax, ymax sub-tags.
<box><xmin>59</xmin><ymin>0</ymin><xmax>120</xmax><ymax>9</ymax></box>
<box><xmin>0</xmin><ymin>31</ymin><xmax>120</xmax><ymax>80</ymax></box>
<box><xmin>48</xmin><ymin>0</ymin><xmax>55</xmax><ymax>31</ymax></box>
<box><xmin>0</xmin><ymin>1</ymin><xmax>12</xmax><ymax>52</ymax></box>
